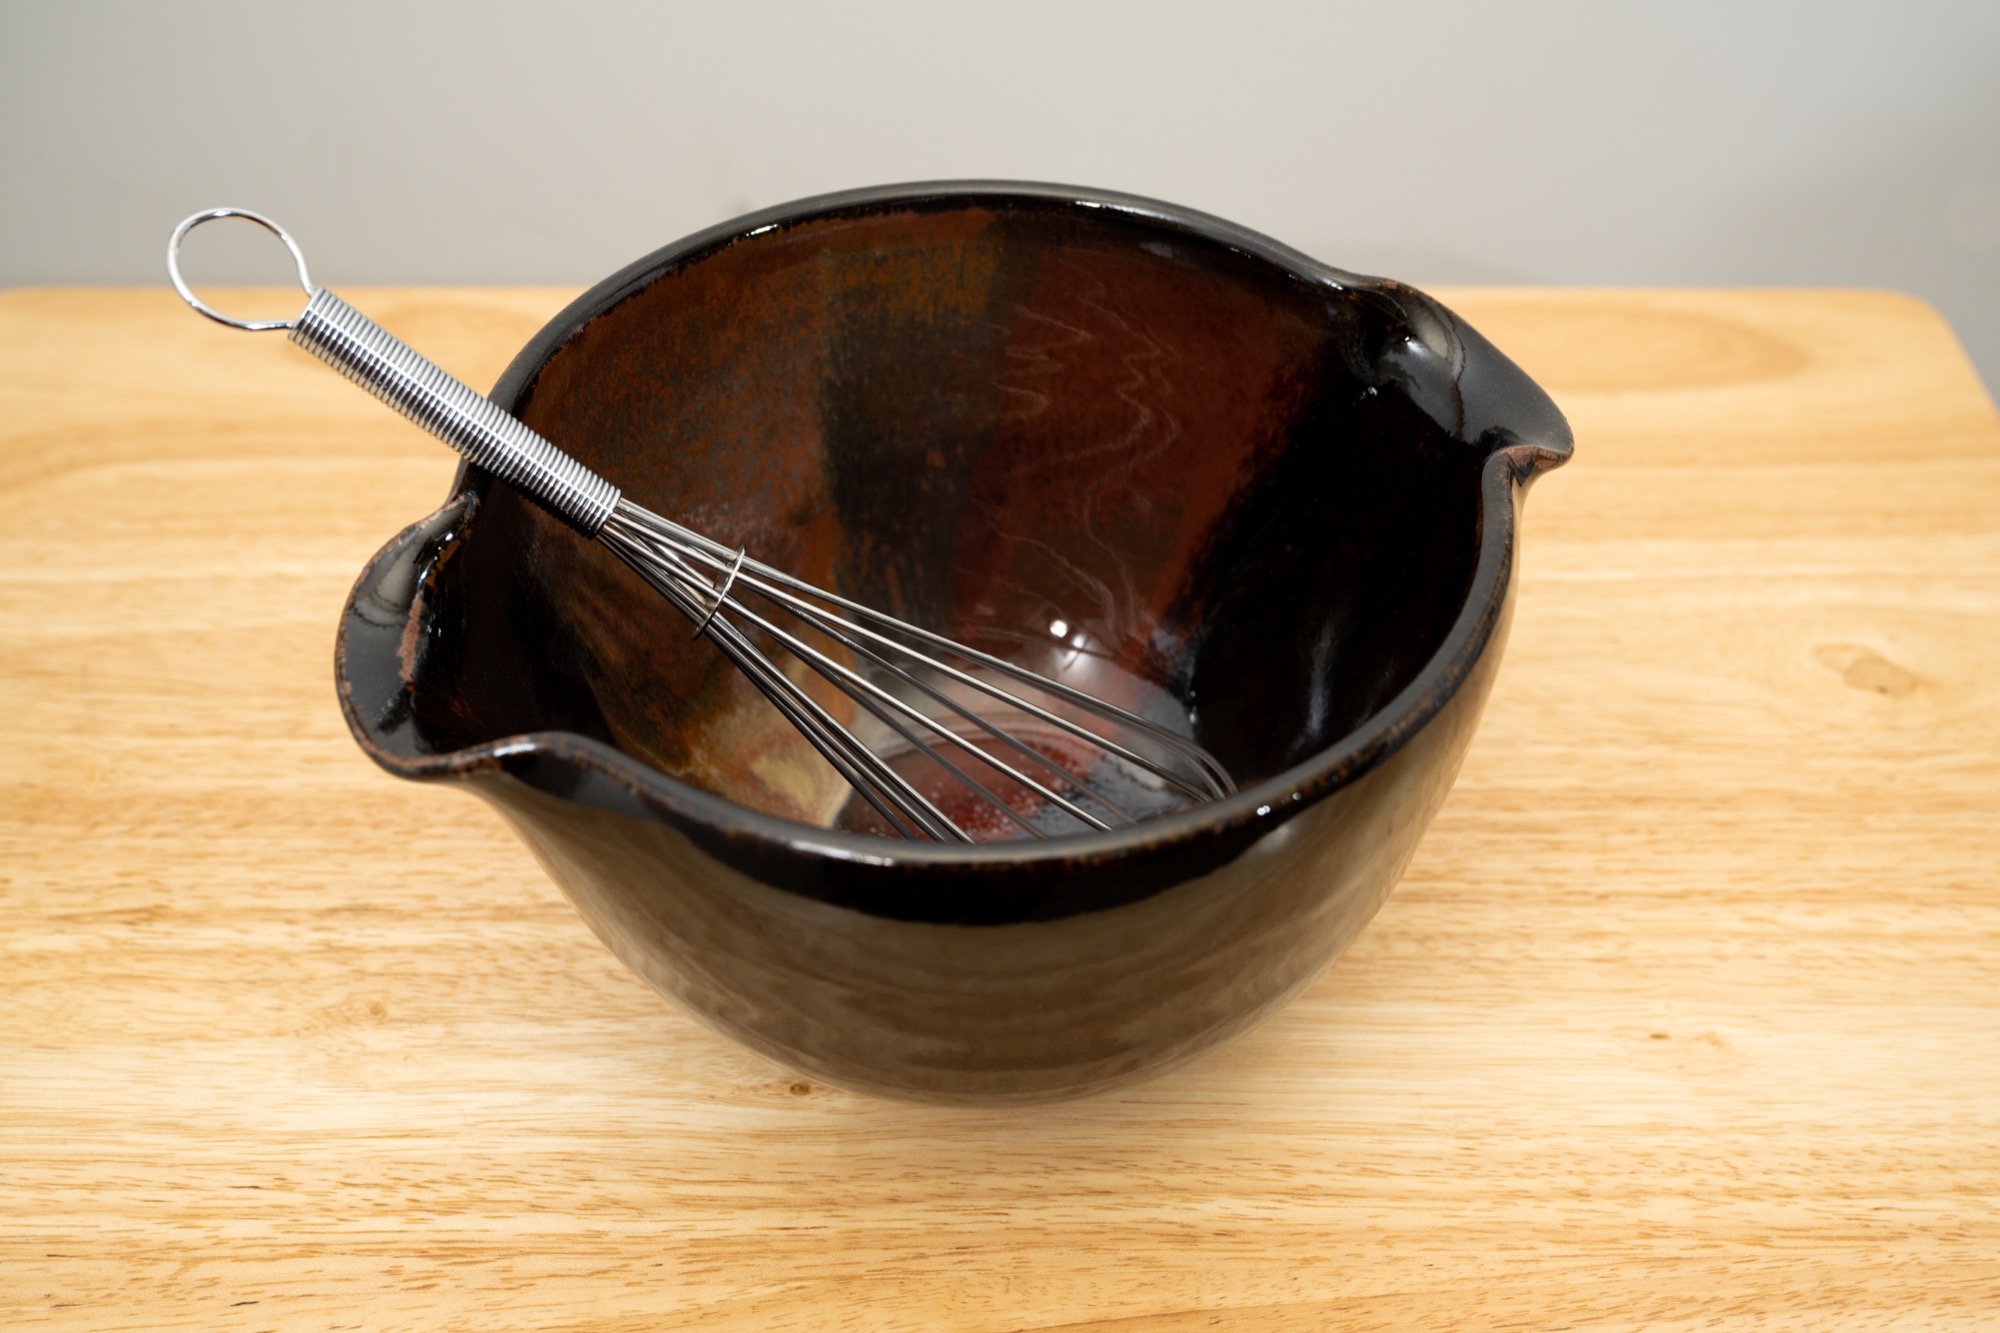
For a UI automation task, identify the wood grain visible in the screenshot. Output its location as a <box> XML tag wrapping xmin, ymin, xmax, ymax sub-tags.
<box><xmin>2</xmin><ymin>286</ymin><xmax>1996</xmax><ymax>1331</ymax></box>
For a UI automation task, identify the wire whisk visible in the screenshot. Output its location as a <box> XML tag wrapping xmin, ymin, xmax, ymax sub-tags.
<box><xmin>168</xmin><ymin>208</ymin><xmax>1235</xmax><ymax>842</ymax></box>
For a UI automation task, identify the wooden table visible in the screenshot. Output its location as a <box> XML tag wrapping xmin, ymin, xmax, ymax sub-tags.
<box><xmin>4</xmin><ymin>286</ymin><xmax>1996</xmax><ymax>1330</ymax></box>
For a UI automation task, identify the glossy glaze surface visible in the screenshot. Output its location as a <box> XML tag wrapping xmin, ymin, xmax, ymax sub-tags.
<box><xmin>334</xmin><ymin>183</ymin><xmax>1570</xmax><ymax>1101</ymax></box>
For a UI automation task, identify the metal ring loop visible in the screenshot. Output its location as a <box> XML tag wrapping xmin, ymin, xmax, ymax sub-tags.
<box><xmin>689</xmin><ymin>548</ymin><xmax>749</xmax><ymax>641</ymax></box>
<box><xmin>167</xmin><ymin>207</ymin><xmax>315</xmax><ymax>332</ymax></box>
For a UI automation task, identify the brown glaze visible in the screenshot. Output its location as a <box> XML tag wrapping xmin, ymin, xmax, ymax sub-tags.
<box><xmin>333</xmin><ymin>182</ymin><xmax>1571</xmax><ymax>1102</ymax></box>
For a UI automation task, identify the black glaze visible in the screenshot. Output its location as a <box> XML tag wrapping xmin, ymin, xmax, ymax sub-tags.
<box><xmin>333</xmin><ymin>182</ymin><xmax>1571</xmax><ymax>1102</ymax></box>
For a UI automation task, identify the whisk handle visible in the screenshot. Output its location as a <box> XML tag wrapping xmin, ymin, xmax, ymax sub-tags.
<box><xmin>291</xmin><ymin>288</ymin><xmax>621</xmax><ymax>535</ymax></box>
<box><xmin>166</xmin><ymin>208</ymin><xmax>620</xmax><ymax>534</ymax></box>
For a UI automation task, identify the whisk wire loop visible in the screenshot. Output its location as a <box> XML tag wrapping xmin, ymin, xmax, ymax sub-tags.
<box><xmin>602</xmin><ymin>507</ymin><xmax>1224</xmax><ymax>838</ymax></box>
<box><xmin>610</xmin><ymin>507</ymin><xmax>1233</xmax><ymax>805</ymax></box>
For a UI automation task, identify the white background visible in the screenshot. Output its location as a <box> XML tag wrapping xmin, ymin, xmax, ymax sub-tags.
<box><xmin>4</xmin><ymin>0</ymin><xmax>1996</xmax><ymax>390</ymax></box>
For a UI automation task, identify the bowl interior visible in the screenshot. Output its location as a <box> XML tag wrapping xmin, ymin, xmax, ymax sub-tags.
<box><xmin>399</xmin><ymin>197</ymin><xmax>1489</xmax><ymax>830</ymax></box>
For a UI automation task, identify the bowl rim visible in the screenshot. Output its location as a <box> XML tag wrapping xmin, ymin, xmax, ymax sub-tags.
<box><xmin>336</xmin><ymin>179</ymin><xmax>1572</xmax><ymax>871</ymax></box>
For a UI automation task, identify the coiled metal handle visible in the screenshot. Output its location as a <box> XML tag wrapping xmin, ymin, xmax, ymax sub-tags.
<box><xmin>289</xmin><ymin>288</ymin><xmax>620</xmax><ymax>533</ymax></box>
<box><xmin>167</xmin><ymin>208</ymin><xmax>621</xmax><ymax>535</ymax></box>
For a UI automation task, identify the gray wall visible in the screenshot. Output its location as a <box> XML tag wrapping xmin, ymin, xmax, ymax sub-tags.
<box><xmin>5</xmin><ymin>0</ymin><xmax>1997</xmax><ymax>391</ymax></box>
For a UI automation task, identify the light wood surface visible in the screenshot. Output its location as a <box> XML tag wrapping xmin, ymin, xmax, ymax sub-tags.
<box><xmin>3</xmin><ymin>285</ymin><xmax>1996</xmax><ymax>1330</ymax></box>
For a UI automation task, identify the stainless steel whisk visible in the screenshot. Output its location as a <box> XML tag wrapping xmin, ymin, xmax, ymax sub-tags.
<box><xmin>168</xmin><ymin>208</ymin><xmax>1234</xmax><ymax>842</ymax></box>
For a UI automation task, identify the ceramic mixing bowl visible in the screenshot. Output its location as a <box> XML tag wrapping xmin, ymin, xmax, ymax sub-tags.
<box><xmin>334</xmin><ymin>182</ymin><xmax>1571</xmax><ymax>1103</ymax></box>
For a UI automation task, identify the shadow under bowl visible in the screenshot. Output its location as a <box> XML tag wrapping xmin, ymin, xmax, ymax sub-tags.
<box><xmin>335</xmin><ymin>182</ymin><xmax>1572</xmax><ymax>1104</ymax></box>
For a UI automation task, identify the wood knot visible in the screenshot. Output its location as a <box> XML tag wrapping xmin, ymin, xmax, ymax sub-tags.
<box><xmin>1814</xmin><ymin>643</ymin><xmax>1918</xmax><ymax>697</ymax></box>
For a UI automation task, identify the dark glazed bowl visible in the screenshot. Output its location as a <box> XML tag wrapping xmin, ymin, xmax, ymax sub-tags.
<box><xmin>335</xmin><ymin>182</ymin><xmax>1571</xmax><ymax>1104</ymax></box>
